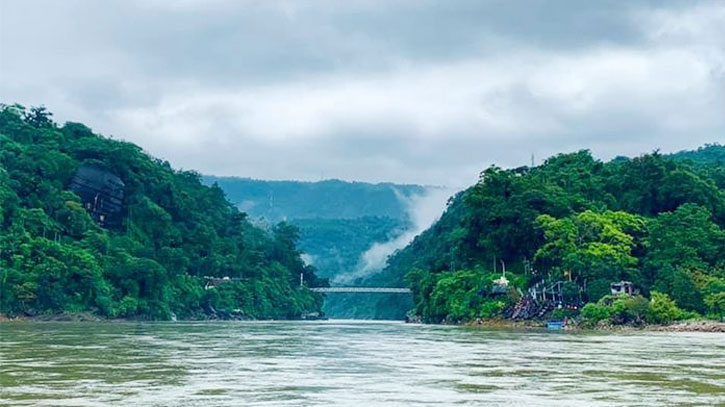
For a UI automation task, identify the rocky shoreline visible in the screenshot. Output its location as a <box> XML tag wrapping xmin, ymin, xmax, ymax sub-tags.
<box><xmin>0</xmin><ymin>312</ymin><xmax>311</xmax><ymax>323</ymax></box>
<box><xmin>649</xmin><ymin>320</ymin><xmax>725</xmax><ymax>333</ymax></box>
<box><xmin>463</xmin><ymin>318</ymin><xmax>725</xmax><ymax>333</ymax></box>
<box><xmin>1</xmin><ymin>312</ymin><xmax>115</xmax><ymax>323</ymax></box>
<box><xmin>3</xmin><ymin>313</ymin><xmax>724</xmax><ymax>332</ymax></box>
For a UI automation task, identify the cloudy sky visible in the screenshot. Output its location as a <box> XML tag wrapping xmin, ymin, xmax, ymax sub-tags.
<box><xmin>1</xmin><ymin>0</ymin><xmax>723</xmax><ymax>187</ymax></box>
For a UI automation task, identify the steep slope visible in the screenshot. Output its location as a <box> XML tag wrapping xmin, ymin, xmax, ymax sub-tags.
<box><xmin>204</xmin><ymin>176</ymin><xmax>440</xmax><ymax>319</ymax></box>
<box><xmin>203</xmin><ymin>176</ymin><xmax>426</xmax><ymax>222</ymax></box>
<box><xmin>0</xmin><ymin>104</ymin><xmax>323</xmax><ymax>320</ymax></box>
<box><xmin>385</xmin><ymin>148</ymin><xmax>725</xmax><ymax>323</ymax></box>
<box><xmin>202</xmin><ymin>177</ymin><xmax>419</xmax><ymax>284</ymax></box>
<box><xmin>292</xmin><ymin>216</ymin><xmax>407</xmax><ymax>280</ymax></box>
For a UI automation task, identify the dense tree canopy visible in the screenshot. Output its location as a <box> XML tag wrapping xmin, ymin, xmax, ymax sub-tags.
<box><xmin>535</xmin><ymin>210</ymin><xmax>646</xmax><ymax>300</ymax></box>
<box><xmin>207</xmin><ymin>177</ymin><xmax>421</xmax><ymax>320</ymax></box>
<box><xmin>0</xmin><ymin>104</ymin><xmax>324</xmax><ymax>319</ymax></box>
<box><xmin>386</xmin><ymin>144</ymin><xmax>725</xmax><ymax>322</ymax></box>
<box><xmin>202</xmin><ymin>176</ymin><xmax>425</xmax><ymax>222</ymax></box>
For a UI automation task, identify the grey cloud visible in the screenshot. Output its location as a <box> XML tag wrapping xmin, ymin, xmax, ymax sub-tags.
<box><xmin>1</xmin><ymin>0</ymin><xmax>723</xmax><ymax>187</ymax></box>
<box><xmin>1</xmin><ymin>0</ymin><xmax>664</xmax><ymax>82</ymax></box>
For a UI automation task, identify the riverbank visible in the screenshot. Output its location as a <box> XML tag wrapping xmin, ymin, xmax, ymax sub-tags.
<box><xmin>0</xmin><ymin>311</ymin><xmax>324</xmax><ymax>323</ymax></box>
<box><xmin>464</xmin><ymin>318</ymin><xmax>725</xmax><ymax>333</ymax></box>
<box><xmin>650</xmin><ymin>320</ymin><xmax>725</xmax><ymax>333</ymax></box>
<box><xmin>1</xmin><ymin>312</ymin><xmax>115</xmax><ymax>323</ymax></box>
<box><xmin>3</xmin><ymin>312</ymin><xmax>111</xmax><ymax>322</ymax></box>
<box><xmin>466</xmin><ymin>318</ymin><xmax>546</xmax><ymax>329</ymax></box>
<box><xmin>4</xmin><ymin>313</ymin><xmax>724</xmax><ymax>332</ymax></box>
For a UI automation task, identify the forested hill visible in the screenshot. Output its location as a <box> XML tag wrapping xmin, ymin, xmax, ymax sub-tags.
<box><xmin>668</xmin><ymin>143</ymin><xmax>725</xmax><ymax>165</ymax></box>
<box><xmin>202</xmin><ymin>176</ymin><xmax>425</xmax><ymax>222</ymax></box>
<box><xmin>386</xmin><ymin>144</ymin><xmax>725</xmax><ymax>323</ymax></box>
<box><xmin>0</xmin><ymin>104</ymin><xmax>324</xmax><ymax>320</ymax></box>
<box><xmin>203</xmin><ymin>176</ymin><xmax>428</xmax><ymax>319</ymax></box>
<box><xmin>201</xmin><ymin>176</ymin><xmax>424</xmax><ymax>283</ymax></box>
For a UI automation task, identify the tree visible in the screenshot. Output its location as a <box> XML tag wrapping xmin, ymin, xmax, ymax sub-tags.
<box><xmin>645</xmin><ymin>204</ymin><xmax>724</xmax><ymax>311</ymax></box>
<box><xmin>23</xmin><ymin>105</ymin><xmax>55</xmax><ymax>129</ymax></box>
<box><xmin>704</xmin><ymin>292</ymin><xmax>725</xmax><ymax>317</ymax></box>
<box><xmin>647</xmin><ymin>291</ymin><xmax>684</xmax><ymax>324</ymax></box>
<box><xmin>0</xmin><ymin>104</ymin><xmax>323</xmax><ymax>319</ymax></box>
<box><xmin>390</xmin><ymin>145</ymin><xmax>725</xmax><ymax>323</ymax></box>
<box><xmin>534</xmin><ymin>210</ymin><xmax>645</xmax><ymax>300</ymax></box>
<box><xmin>646</xmin><ymin>204</ymin><xmax>724</xmax><ymax>271</ymax></box>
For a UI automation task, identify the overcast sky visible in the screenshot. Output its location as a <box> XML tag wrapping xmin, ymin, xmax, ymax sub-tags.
<box><xmin>1</xmin><ymin>0</ymin><xmax>723</xmax><ymax>187</ymax></box>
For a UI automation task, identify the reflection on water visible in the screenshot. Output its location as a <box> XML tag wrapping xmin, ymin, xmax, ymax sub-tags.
<box><xmin>1</xmin><ymin>321</ymin><xmax>723</xmax><ymax>406</ymax></box>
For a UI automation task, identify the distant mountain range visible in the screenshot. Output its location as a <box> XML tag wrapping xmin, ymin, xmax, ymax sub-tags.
<box><xmin>202</xmin><ymin>176</ymin><xmax>427</xmax><ymax>222</ymax></box>
<box><xmin>202</xmin><ymin>176</ymin><xmax>432</xmax><ymax>319</ymax></box>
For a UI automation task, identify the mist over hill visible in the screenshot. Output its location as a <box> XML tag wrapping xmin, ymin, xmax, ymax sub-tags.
<box><xmin>381</xmin><ymin>144</ymin><xmax>725</xmax><ymax>323</ymax></box>
<box><xmin>203</xmin><ymin>176</ymin><xmax>454</xmax><ymax>319</ymax></box>
<box><xmin>206</xmin><ymin>144</ymin><xmax>725</xmax><ymax>320</ymax></box>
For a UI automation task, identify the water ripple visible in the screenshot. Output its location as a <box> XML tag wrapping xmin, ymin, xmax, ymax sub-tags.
<box><xmin>1</xmin><ymin>321</ymin><xmax>723</xmax><ymax>406</ymax></box>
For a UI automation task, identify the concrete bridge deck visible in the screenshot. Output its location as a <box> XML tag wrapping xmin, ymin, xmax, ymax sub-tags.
<box><xmin>202</xmin><ymin>276</ymin><xmax>411</xmax><ymax>294</ymax></box>
<box><xmin>309</xmin><ymin>287</ymin><xmax>412</xmax><ymax>294</ymax></box>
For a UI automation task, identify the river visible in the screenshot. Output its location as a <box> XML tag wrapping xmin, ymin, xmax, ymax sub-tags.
<box><xmin>1</xmin><ymin>321</ymin><xmax>723</xmax><ymax>406</ymax></box>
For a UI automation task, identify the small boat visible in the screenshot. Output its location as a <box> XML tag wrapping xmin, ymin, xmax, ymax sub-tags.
<box><xmin>547</xmin><ymin>320</ymin><xmax>565</xmax><ymax>330</ymax></box>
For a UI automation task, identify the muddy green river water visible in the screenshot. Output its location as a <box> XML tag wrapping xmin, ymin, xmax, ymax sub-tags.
<box><xmin>0</xmin><ymin>321</ymin><xmax>723</xmax><ymax>406</ymax></box>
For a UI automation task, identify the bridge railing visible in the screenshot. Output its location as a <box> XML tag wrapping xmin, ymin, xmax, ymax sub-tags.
<box><xmin>308</xmin><ymin>287</ymin><xmax>411</xmax><ymax>294</ymax></box>
<box><xmin>201</xmin><ymin>277</ymin><xmax>412</xmax><ymax>294</ymax></box>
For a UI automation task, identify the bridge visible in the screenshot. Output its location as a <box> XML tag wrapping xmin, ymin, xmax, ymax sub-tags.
<box><xmin>203</xmin><ymin>276</ymin><xmax>412</xmax><ymax>294</ymax></box>
<box><xmin>309</xmin><ymin>287</ymin><xmax>412</xmax><ymax>294</ymax></box>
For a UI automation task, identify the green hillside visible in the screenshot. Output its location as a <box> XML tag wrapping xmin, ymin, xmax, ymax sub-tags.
<box><xmin>668</xmin><ymin>143</ymin><xmax>725</xmax><ymax>165</ymax></box>
<box><xmin>203</xmin><ymin>176</ymin><xmax>426</xmax><ymax>222</ymax></box>
<box><xmin>203</xmin><ymin>177</ymin><xmax>431</xmax><ymax>319</ymax></box>
<box><xmin>0</xmin><ymin>104</ymin><xmax>323</xmax><ymax>320</ymax></box>
<box><xmin>385</xmin><ymin>148</ymin><xmax>725</xmax><ymax>324</ymax></box>
<box><xmin>292</xmin><ymin>216</ymin><xmax>407</xmax><ymax>280</ymax></box>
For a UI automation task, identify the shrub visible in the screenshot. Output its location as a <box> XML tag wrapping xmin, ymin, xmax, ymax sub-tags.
<box><xmin>582</xmin><ymin>294</ymin><xmax>651</xmax><ymax>325</ymax></box>
<box><xmin>604</xmin><ymin>295</ymin><xmax>649</xmax><ymax>324</ymax></box>
<box><xmin>478</xmin><ymin>300</ymin><xmax>506</xmax><ymax>319</ymax></box>
<box><xmin>116</xmin><ymin>296</ymin><xmax>139</xmax><ymax>317</ymax></box>
<box><xmin>580</xmin><ymin>303</ymin><xmax>611</xmax><ymax>324</ymax></box>
<box><xmin>704</xmin><ymin>292</ymin><xmax>725</xmax><ymax>318</ymax></box>
<box><xmin>702</xmin><ymin>278</ymin><xmax>725</xmax><ymax>297</ymax></box>
<box><xmin>646</xmin><ymin>291</ymin><xmax>684</xmax><ymax>324</ymax></box>
<box><xmin>551</xmin><ymin>307</ymin><xmax>578</xmax><ymax>320</ymax></box>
